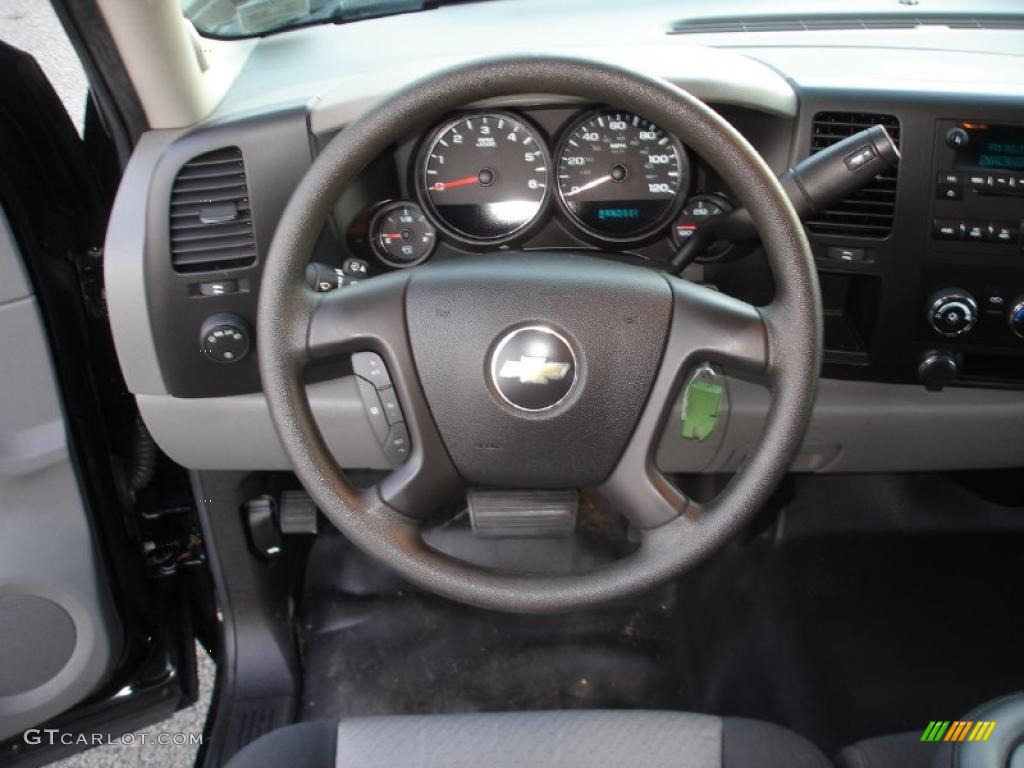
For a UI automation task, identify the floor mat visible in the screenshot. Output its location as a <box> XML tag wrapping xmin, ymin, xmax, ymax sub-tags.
<box><xmin>300</xmin><ymin>586</ymin><xmax>691</xmax><ymax>721</ymax></box>
<box><xmin>668</xmin><ymin>473</ymin><xmax>1024</xmax><ymax>754</ymax></box>
<box><xmin>670</xmin><ymin>532</ymin><xmax>1024</xmax><ymax>755</ymax></box>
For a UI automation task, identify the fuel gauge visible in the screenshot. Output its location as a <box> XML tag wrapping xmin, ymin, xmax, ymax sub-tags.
<box><xmin>371</xmin><ymin>202</ymin><xmax>436</xmax><ymax>267</ymax></box>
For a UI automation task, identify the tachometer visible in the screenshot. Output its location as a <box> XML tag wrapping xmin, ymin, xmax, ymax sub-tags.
<box><xmin>555</xmin><ymin>110</ymin><xmax>688</xmax><ymax>241</ymax></box>
<box><xmin>419</xmin><ymin>112</ymin><xmax>550</xmax><ymax>243</ymax></box>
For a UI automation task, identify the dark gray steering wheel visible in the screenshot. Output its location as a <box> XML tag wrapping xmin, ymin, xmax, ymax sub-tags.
<box><xmin>259</xmin><ymin>56</ymin><xmax>822</xmax><ymax>613</ymax></box>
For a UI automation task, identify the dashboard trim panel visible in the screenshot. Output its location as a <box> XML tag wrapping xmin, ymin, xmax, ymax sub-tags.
<box><xmin>102</xmin><ymin>32</ymin><xmax>1024</xmax><ymax>475</ymax></box>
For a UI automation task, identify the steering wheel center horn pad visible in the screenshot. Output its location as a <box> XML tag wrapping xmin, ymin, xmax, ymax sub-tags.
<box><xmin>260</xmin><ymin>55</ymin><xmax>822</xmax><ymax>613</ymax></box>
<box><xmin>406</xmin><ymin>253</ymin><xmax>670</xmax><ymax>488</ymax></box>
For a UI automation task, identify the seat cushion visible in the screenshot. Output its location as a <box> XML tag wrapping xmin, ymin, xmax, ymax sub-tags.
<box><xmin>835</xmin><ymin>730</ymin><xmax>937</xmax><ymax>768</ymax></box>
<box><xmin>837</xmin><ymin>691</ymin><xmax>1024</xmax><ymax>768</ymax></box>
<box><xmin>930</xmin><ymin>692</ymin><xmax>1024</xmax><ymax>768</ymax></box>
<box><xmin>226</xmin><ymin>710</ymin><xmax>830</xmax><ymax>768</ymax></box>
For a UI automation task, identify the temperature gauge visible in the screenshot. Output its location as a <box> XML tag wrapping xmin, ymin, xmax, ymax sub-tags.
<box><xmin>672</xmin><ymin>195</ymin><xmax>734</xmax><ymax>260</ymax></box>
<box><xmin>371</xmin><ymin>202</ymin><xmax>436</xmax><ymax>267</ymax></box>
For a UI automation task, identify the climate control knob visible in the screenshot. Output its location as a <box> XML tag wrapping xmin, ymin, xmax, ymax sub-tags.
<box><xmin>927</xmin><ymin>289</ymin><xmax>977</xmax><ymax>338</ymax></box>
<box><xmin>1009</xmin><ymin>298</ymin><xmax>1024</xmax><ymax>339</ymax></box>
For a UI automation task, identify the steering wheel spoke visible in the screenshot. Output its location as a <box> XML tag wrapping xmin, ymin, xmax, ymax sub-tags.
<box><xmin>306</xmin><ymin>271</ymin><xmax>463</xmax><ymax>520</ymax></box>
<box><xmin>307</xmin><ymin>270</ymin><xmax>411</xmax><ymax>360</ymax></box>
<box><xmin>666</xmin><ymin>275</ymin><xmax>769</xmax><ymax>376</ymax></box>
<box><xmin>594</xmin><ymin>274</ymin><xmax>769</xmax><ymax>530</ymax></box>
<box><xmin>592</xmin><ymin>458</ymin><xmax>702</xmax><ymax>530</ymax></box>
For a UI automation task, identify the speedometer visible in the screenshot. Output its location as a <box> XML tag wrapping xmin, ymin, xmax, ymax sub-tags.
<box><xmin>555</xmin><ymin>110</ymin><xmax>688</xmax><ymax>241</ymax></box>
<box><xmin>418</xmin><ymin>112</ymin><xmax>550</xmax><ymax>243</ymax></box>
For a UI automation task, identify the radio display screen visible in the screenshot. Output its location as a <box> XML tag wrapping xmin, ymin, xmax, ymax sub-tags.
<box><xmin>956</xmin><ymin>124</ymin><xmax>1024</xmax><ymax>171</ymax></box>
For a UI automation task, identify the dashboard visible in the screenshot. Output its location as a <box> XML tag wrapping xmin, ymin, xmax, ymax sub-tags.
<box><xmin>102</xmin><ymin>5</ymin><xmax>1024</xmax><ymax>476</ymax></box>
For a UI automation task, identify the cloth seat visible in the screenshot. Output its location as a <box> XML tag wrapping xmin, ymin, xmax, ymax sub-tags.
<box><xmin>836</xmin><ymin>692</ymin><xmax>1024</xmax><ymax>768</ymax></box>
<box><xmin>225</xmin><ymin>709</ymin><xmax>831</xmax><ymax>767</ymax></box>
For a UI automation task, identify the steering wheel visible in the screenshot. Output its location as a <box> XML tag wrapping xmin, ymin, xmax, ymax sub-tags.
<box><xmin>259</xmin><ymin>56</ymin><xmax>822</xmax><ymax>613</ymax></box>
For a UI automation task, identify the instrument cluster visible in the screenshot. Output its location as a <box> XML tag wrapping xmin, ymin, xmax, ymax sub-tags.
<box><xmin>357</xmin><ymin>107</ymin><xmax>732</xmax><ymax>267</ymax></box>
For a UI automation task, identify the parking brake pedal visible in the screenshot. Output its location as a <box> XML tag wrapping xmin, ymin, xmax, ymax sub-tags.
<box><xmin>468</xmin><ymin>489</ymin><xmax>577</xmax><ymax>538</ymax></box>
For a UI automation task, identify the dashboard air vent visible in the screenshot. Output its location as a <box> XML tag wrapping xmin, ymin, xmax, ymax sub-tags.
<box><xmin>668</xmin><ymin>14</ymin><xmax>1024</xmax><ymax>35</ymax></box>
<box><xmin>806</xmin><ymin>112</ymin><xmax>901</xmax><ymax>239</ymax></box>
<box><xmin>169</xmin><ymin>147</ymin><xmax>255</xmax><ymax>272</ymax></box>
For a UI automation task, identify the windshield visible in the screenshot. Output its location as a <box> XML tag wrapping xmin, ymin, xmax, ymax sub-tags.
<box><xmin>181</xmin><ymin>0</ymin><xmax>459</xmax><ymax>37</ymax></box>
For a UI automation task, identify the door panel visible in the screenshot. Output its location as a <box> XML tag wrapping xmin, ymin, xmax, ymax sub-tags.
<box><xmin>0</xmin><ymin>207</ymin><xmax>121</xmax><ymax>741</ymax></box>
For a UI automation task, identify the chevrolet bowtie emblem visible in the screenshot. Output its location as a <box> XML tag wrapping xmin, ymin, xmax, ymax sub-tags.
<box><xmin>497</xmin><ymin>356</ymin><xmax>571</xmax><ymax>385</ymax></box>
<box><xmin>490</xmin><ymin>326</ymin><xmax>577</xmax><ymax>411</ymax></box>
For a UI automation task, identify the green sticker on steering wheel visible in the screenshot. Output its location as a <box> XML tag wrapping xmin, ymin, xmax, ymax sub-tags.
<box><xmin>681</xmin><ymin>366</ymin><xmax>723</xmax><ymax>441</ymax></box>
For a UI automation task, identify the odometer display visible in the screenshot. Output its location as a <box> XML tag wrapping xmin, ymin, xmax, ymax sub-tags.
<box><xmin>556</xmin><ymin>111</ymin><xmax>688</xmax><ymax>241</ymax></box>
<box><xmin>420</xmin><ymin>112</ymin><xmax>550</xmax><ymax>243</ymax></box>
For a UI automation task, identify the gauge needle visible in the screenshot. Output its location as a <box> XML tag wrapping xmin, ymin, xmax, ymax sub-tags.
<box><xmin>563</xmin><ymin>174</ymin><xmax>611</xmax><ymax>197</ymax></box>
<box><xmin>432</xmin><ymin>176</ymin><xmax>480</xmax><ymax>191</ymax></box>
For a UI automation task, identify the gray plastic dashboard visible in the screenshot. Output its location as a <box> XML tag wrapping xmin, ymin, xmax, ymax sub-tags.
<box><xmin>105</xmin><ymin>23</ymin><xmax>1024</xmax><ymax>474</ymax></box>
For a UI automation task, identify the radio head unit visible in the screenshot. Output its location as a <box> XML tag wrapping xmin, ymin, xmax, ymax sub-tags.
<box><xmin>951</xmin><ymin>122</ymin><xmax>1024</xmax><ymax>174</ymax></box>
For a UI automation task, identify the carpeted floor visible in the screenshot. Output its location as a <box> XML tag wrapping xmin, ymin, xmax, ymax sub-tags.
<box><xmin>299</xmin><ymin>474</ymin><xmax>1024</xmax><ymax>758</ymax></box>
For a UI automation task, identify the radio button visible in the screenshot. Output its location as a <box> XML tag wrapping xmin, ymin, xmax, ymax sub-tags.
<box><xmin>967</xmin><ymin>173</ymin><xmax>989</xmax><ymax>190</ymax></box>
<box><xmin>963</xmin><ymin>222</ymin><xmax>988</xmax><ymax>241</ymax></box>
<box><xmin>932</xmin><ymin>219</ymin><xmax>962</xmax><ymax>240</ymax></box>
<box><xmin>936</xmin><ymin>172</ymin><xmax>963</xmax><ymax>200</ymax></box>
<box><xmin>992</xmin><ymin>222</ymin><xmax>1019</xmax><ymax>244</ymax></box>
<box><xmin>992</xmin><ymin>174</ymin><xmax>1013</xmax><ymax>192</ymax></box>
